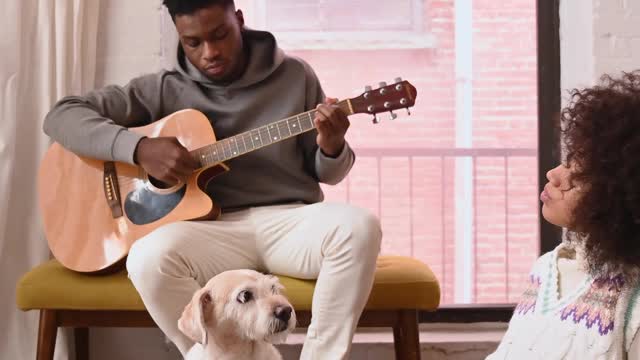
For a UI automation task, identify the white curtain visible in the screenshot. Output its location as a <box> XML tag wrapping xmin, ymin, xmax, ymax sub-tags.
<box><xmin>0</xmin><ymin>0</ymin><xmax>99</xmax><ymax>358</ymax></box>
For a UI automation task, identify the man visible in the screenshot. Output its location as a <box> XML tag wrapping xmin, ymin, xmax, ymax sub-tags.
<box><xmin>43</xmin><ymin>0</ymin><xmax>382</xmax><ymax>358</ymax></box>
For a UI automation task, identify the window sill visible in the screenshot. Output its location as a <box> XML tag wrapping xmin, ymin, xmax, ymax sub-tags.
<box><xmin>284</xmin><ymin>322</ymin><xmax>507</xmax><ymax>344</ymax></box>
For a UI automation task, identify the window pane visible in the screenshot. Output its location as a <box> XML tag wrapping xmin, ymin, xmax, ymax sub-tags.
<box><xmin>264</xmin><ymin>0</ymin><xmax>416</xmax><ymax>32</ymax></box>
<box><xmin>239</xmin><ymin>0</ymin><xmax>539</xmax><ymax>305</ymax></box>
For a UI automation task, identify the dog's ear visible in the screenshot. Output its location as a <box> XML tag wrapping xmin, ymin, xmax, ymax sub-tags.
<box><xmin>178</xmin><ymin>288</ymin><xmax>213</xmax><ymax>345</ymax></box>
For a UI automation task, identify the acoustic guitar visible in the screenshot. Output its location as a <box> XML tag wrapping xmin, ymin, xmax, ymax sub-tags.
<box><xmin>39</xmin><ymin>79</ymin><xmax>417</xmax><ymax>273</ymax></box>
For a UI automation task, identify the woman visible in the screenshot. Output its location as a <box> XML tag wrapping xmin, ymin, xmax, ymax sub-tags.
<box><xmin>487</xmin><ymin>71</ymin><xmax>640</xmax><ymax>359</ymax></box>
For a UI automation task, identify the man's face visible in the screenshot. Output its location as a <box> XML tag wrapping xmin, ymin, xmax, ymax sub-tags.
<box><xmin>175</xmin><ymin>4</ymin><xmax>245</xmax><ymax>82</ymax></box>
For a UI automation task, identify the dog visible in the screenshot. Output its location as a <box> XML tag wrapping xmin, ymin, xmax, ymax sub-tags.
<box><xmin>178</xmin><ymin>269</ymin><xmax>296</xmax><ymax>360</ymax></box>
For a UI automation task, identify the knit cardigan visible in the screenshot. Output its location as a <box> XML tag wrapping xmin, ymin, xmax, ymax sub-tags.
<box><xmin>486</xmin><ymin>244</ymin><xmax>640</xmax><ymax>359</ymax></box>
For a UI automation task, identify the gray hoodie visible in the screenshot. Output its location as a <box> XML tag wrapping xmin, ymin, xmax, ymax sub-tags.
<box><xmin>43</xmin><ymin>29</ymin><xmax>355</xmax><ymax>210</ymax></box>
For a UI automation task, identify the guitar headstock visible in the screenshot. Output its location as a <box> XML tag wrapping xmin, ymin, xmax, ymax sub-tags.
<box><xmin>350</xmin><ymin>77</ymin><xmax>417</xmax><ymax>123</ymax></box>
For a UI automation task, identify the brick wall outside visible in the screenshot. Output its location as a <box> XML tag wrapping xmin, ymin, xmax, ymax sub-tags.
<box><xmin>278</xmin><ymin>0</ymin><xmax>539</xmax><ymax>304</ymax></box>
<box><xmin>470</xmin><ymin>0</ymin><xmax>538</xmax><ymax>303</ymax></box>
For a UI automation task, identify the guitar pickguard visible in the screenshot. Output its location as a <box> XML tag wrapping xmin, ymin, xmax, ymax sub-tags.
<box><xmin>124</xmin><ymin>185</ymin><xmax>187</xmax><ymax>225</ymax></box>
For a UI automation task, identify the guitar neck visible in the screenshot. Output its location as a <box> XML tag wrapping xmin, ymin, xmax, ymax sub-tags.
<box><xmin>190</xmin><ymin>99</ymin><xmax>353</xmax><ymax>168</ymax></box>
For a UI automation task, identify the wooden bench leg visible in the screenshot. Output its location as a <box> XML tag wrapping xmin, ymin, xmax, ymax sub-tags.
<box><xmin>393</xmin><ymin>310</ymin><xmax>421</xmax><ymax>360</ymax></box>
<box><xmin>37</xmin><ymin>310</ymin><xmax>57</xmax><ymax>360</ymax></box>
<box><xmin>74</xmin><ymin>327</ymin><xmax>89</xmax><ymax>360</ymax></box>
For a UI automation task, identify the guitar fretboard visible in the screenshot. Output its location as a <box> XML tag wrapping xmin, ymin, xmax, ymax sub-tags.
<box><xmin>190</xmin><ymin>100</ymin><xmax>351</xmax><ymax>168</ymax></box>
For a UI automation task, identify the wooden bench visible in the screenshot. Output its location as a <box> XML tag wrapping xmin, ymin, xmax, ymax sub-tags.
<box><xmin>16</xmin><ymin>255</ymin><xmax>440</xmax><ymax>359</ymax></box>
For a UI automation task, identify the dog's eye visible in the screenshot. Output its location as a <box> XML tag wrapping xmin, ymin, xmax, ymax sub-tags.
<box><xmin>237</xmin><ymin>290</ymin><xmax>253</xmax><ymax>304</ymax></box>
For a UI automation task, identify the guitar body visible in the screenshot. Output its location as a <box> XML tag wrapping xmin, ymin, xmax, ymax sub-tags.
<box><xmin>39</xmin><ymin>109</ymin><xmax>228</xmax><ymax>273</ymax></box>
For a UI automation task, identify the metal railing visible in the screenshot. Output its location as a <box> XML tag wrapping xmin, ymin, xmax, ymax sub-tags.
<box><xmin>341</xmin><ymin>147</ymin><xmax>538</xmax><ymax>304</ymax></box>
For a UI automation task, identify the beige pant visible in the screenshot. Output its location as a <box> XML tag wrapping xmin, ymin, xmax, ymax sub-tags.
<box><xmin>126</xmin><ymin>202</ymin><xmax>382</xmax><ymax>359</ymax></box>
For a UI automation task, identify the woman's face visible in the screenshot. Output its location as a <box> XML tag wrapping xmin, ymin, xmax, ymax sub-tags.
<box><xmin>541</xmin><ymin>163</ymin><xmax>583</xmax><ymax>229</ymax></box>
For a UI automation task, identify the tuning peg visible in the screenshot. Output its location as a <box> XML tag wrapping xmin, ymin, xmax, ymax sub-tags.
<box><xmin>394</xmin><ymin>77</ymin><xmax>403</xmax><ymax>83</ymax></box>
<box><xmin>364</xmin><ymin>85</ymin><xmax>372</xmax><ymax>99</ymax></box>
<box><xmin>372</xmin><ymin>114</ymin><xmax>379</xmax><ymax>124</ymax></box>
<box><xmin>379</xmin><ymin>82</ymin><xmax>388</xmax><ymax>94</ymax></box>
<box><xmin>389</xmin><ymin>111</ymin><xmax>398</xmax><ymax>120</ymax></box>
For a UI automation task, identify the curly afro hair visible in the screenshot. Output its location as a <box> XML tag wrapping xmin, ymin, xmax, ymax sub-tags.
<box><xmin>562</xmin><ymin>70</ymin><xmax>640</xmax><ymax>277</ymax></box>
<box><xmin>163</xmin><ymin>0</ymin><xmax>235</xmax><ymax>21</ymax></box>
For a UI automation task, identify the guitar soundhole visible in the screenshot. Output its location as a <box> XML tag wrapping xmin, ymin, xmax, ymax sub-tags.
<box><xmin>148</xmin><ymin>176</ymin><xmax>172</xmax><ymax>189</ymax></box>
<box><xmin>124</xmin><ymin>185</ymin><xmax>187</xmax><ymax>225</ymax></box>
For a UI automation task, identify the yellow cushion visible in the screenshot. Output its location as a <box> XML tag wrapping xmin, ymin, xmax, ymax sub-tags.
<box><xmin>16</xmin><ymin>256</ymin><xmax>440</xmax><ymax>312</ymax></box>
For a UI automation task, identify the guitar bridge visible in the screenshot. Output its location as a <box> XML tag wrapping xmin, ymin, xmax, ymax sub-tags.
<box><xmin>103</xmin><ymin>162</ymin><xmax>123</xmax><ymax>218</ymax></box>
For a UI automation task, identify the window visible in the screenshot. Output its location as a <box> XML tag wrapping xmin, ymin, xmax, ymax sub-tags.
<box><xmin>241</xmin><ymin>0</ymin><xmax>435</xmax><ymax>49</ymax></box>
<box><xmin>233</xmin><ymin>1</ymin><xmax>560</xmax><ymax>311</ymax></box>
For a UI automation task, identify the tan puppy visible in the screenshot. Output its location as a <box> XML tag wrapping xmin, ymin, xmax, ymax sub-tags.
<box><xmin>178</xmin><ymin>269</ymin><xmax>296</xmax><ymax>360</ymax></box>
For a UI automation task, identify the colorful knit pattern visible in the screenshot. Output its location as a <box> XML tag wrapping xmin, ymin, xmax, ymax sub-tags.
<box><xmin>515</xmin><ymin>274</ymin><xmax>541</xmax><ymax>315</ymax></box>
<box><xmin>560</xmin><ymin>275</ymin><xmax>624</xmax><ymax>335</ymax></box>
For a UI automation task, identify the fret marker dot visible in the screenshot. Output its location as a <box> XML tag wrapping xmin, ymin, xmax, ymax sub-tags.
<box><xmin>273</xmin><ymin>137</ymin><xmax>278</xmax><ymax>140</ymax></box>
<box><xmin>233</xmin><ymin>152</ymin><xmax>237</xmax><ymax>155</ymax></box>
<box><xmin>201</xmin><ymin>155</ymin><xmax>205</xmax><ymax>158</ymax></box>
<box><xmin>255</xmin><ymin>137</ymin><xmax>259</xmax><ymax>140</ymax></box>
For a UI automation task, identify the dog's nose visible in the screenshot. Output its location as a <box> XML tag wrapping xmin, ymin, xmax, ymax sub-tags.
<box><xmin>274</xmin><ymin>305</ymin><xmax>292</xmax><ymax>322</ymax></box>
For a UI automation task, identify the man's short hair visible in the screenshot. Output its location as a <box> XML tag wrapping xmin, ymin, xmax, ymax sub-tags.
<box><xmin>163</xmin><ymin>0</ymin><xmax>235</xmax><ymax>21</ymax></box>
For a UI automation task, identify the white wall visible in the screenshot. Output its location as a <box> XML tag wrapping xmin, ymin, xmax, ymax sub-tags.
<box><xmin>85</xmin><ymin>0</ymin><xmax>640</xmax><ymax>359</ymax></box>
<box><xmin>560</xmin><ymin>0</ymin><xmax>594</xmax><ymax>96</ymax></box>
<box><xmin>593</xmin><ymin>0</ymin><xmax>640</xmax><ymax>77</ymax></box>
<box><xmin>95</xmin><ymin>0</ymin><xmax>164</xmax><ymax>86</ymax></box>
<box><xmin>560</xmin><ymin>0</ymin><xmax>640</xmax><ymax>97</ymax></box>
